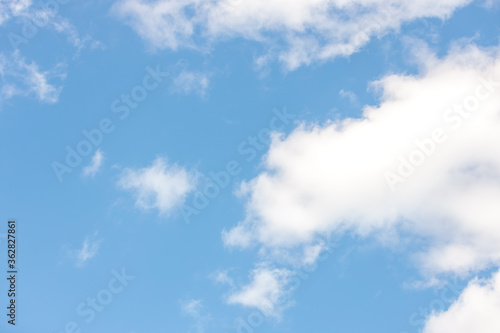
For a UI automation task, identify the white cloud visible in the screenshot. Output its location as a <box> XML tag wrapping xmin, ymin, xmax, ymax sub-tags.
<box><xmin>0</xmin><ymin>51</ymin><xmax>65</xmax><ymax>105</ymax></box>
<box><xmin>423</xmin><ymin>270</ymin><xmax>500</xmax><ymax>333</ymax></box>
<box><xmin>51</xmin><ymin>17</ymin><xmax>105</xmax><ymax>55</ymax></box>
<box><xmin>118</xmin><ymin>157</ymin><xmax>198</xmax><ymax>216</ymax></box>
<box><xmin>170</xmin><ymin>70</ymin><xmax>210</xmax><ymax>96</ymax></box>
<box><xmin>112</xmin><ymin>0</ymin><xmax>475</xmax><ymax>70</ymax></box>
<box><xmin>111</xmin><ymin>0</ymin><xmax>194</xmax><ymax>51</ymax></box>
<box><xmin>82</xmin><ymin>149</ymin><xmax>104</xmax><ymax>178</ymax></box>
<box><xmin>223</xmin><ymin>42</ymin><xmax>500</xmax><ymax>278</ymax></box>
<box><xmin>227</xmin><ymin>266</ymin><xmax>293</xmax><ymax>317</ymax></box>
<box><xmin>73</xmin><ymin>234</ymin><xmax>101</xmax><ymax>267</ymax></box>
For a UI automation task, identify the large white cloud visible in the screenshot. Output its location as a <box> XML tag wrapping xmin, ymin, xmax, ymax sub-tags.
<box><xmin>423</xmin><ymin>270</ymin><xmax>500</xmax><ymax>333</ymax></box>
<box><xmin>222</xmin><ymin>42</ymin><xmax>500</xmax><ymax>277</ymax></box>
<box><xmin>112</xmin><ymin>0</ymin><xmax>476</xmax><ymax>69</ymax></box>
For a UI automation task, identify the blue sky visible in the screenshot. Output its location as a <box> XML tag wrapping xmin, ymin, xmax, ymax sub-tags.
<box><xmin>1</xmin><ymin>1</ymin><xmax>500</xmax><ymax>332</ymax></box>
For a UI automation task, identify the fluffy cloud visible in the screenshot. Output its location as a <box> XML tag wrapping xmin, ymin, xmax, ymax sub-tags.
<box><xmin>82</xmin><ymin>149</ymin><xmax>104</xmax><ymax>178</ymax></box>
<box><xmin>0</xmin><ymin>51</ymin><xmax>65</xmax><ymax>106</ymax></box>
<box><xmin>227</xmin><ymin>266</ymin><xmax>293</xmax><ymax>317</ymax></box>
<box><xmin>223</xmin><ymin>43</ymin><xmax>500</xmax><ymax>277</ymax></box>
<box><xmin>423</xmin><ymin>270</ymin><xmax>500</xmax><ymax>333</ymax></box>
<box><xmin>112</xmin><ymin>0</ymin><xmax>475</xmax><ymax>69</ymax></box>
<box><xmin>118</xmin><ymin>157</ymin><xmax>198</xmax><ymax>216</ymax></box>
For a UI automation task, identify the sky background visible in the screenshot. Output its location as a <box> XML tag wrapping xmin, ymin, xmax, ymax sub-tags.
<box><xmin>1</xmin><ymin>1</ymin><xmax>500</xmax><ymax>333</ymax></box>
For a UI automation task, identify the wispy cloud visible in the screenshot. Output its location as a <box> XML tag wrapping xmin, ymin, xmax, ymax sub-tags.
<box><xmin>0</xmin><ymin>0</ymin><xmax>32</xmax><ymax>25</ymax></box>
<box><xmin>0</xmin><ymin>51</ymin><xmax>65</xmax><ymax>106</ymax></box>
<box><xmin>181</xmin><ymin>299</ymin><xmax>212</xmax><ymax>333</ymax></box>
<box><xmin>339</xmin><ymin>89</ymin><xmax>359</xmax><ymax>105</ymax></box>
<box><xmin>51</xmin><ymin>17</ymin><xmax>106</xmax><ymax>57</ymax></box>
<box><xmin>170</xmin><ymin>70</ymin><xmax>210</xmax><ymax>97</ymax></box>
<box><xmin>72</xmin><ymin>233</ymin><xmax>102</xmax><ymax>267</ymax></box>
<box><xmin>211</xmin><ymin>269</ymin><xmax>234</xmax><ymax>287</ymax></box>
<box><xmin>83</xmin><ymin>149</ymin><xmax>104</xmax><ymax>178</ymax></box>
<box><xmin>1</xmin><ymin>0</ymin><xmax>103</xmax><ymax>55</ymax></box>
